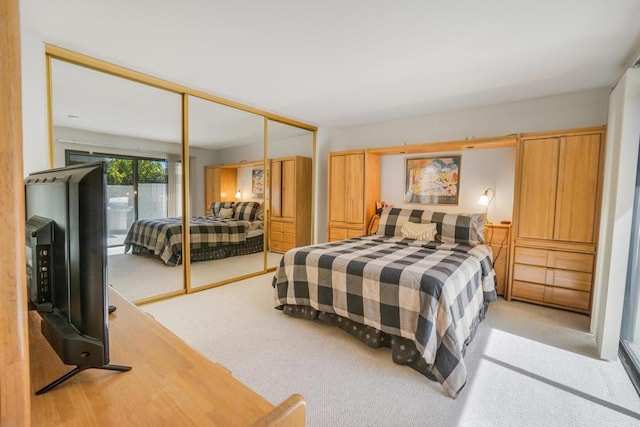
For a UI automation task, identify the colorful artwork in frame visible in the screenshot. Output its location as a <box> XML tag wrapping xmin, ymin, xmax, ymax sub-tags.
<box><xmin>252</xmin><ymin>168</ymin><xmax>264</xmax><ymax>199</ymax></box>
<box><xmin>404</xmin><ymin>156</ymin><xmax>461</xmax><ymax>205</ymax></box>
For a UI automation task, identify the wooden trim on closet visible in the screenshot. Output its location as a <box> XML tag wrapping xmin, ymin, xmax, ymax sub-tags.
<box><xmin>520</xmin><ymin>126</ymin><xmax>606</xmax><ymax>140</ymax></box>
<box><xmin>367</xmin><ymin>134</ymin><xmax>517</xmax><ymax>155</ymax></box>
<box><xmin>0</xmin><ymin>0</ymin><xmax>32</xmax><ymax>424</ymax></box>
<box><xmin>212</xmin><ymin>159</ymin><xmax>264</xmax><ymax>168</ymax></box>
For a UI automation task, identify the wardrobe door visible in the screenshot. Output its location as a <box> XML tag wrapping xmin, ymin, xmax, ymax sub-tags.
<box><xmin>281</xmin><ymin>159</ymin><xmax>295</xmax><ymax>219</ymax></box>
<box><xmin>554</xmin><ymin>134</ymin><xmax>601</xmax><ymax>243</ymax></box>
<box><xmin>345</xmin><ymin>153</ymin><xmax>365</xmax><ymax>224</ymax></box>
<box><xmin>518</xmin><ymin>138</ymin><xmax>559</xmax><ymax>240</ymax></box>
<box><xmin>271</xmin><ymin>160</ymin><xmax>283</xmax><ymax>217</ymax></box>
<box><xmin>205</xmin><ymin>166</ymin><xmax>237</xmax><ymax>210</ymax></box>
<box><xmin>329</xmin><ymin>154</ymin><xmax>348</xmax><ymax>223</ymax></box>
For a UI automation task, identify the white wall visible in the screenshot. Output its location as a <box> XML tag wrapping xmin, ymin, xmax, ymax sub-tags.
<box><xmin>593</xmin><ymin>68</ymin><xmax>640</xmax><ymax>360</ymax></box>
<box><xmin>21</xmin><ymin>35</ymin><xmax>48</xmax><ymax>175</ymax></box>
<box><xmin>215</xmin><ymin>142</ymin><xmax>263</xmax><ymax>165</ymax></box>
<box><xmin>53</xmin><ymin>126</ymin><xmax>182</xmax><ymax>164</ymax></box>
<box><xmin>315</xmin><ymin>128</ymin><xmax>330</xmax><ymax>243</ymax></box>
<box><xmin>379</xmin><ymin>148</ymin><xmax>515</xmax><ymax>222</ymax></box>
<box><xmin>236</xmin><ymin>165</ymin><xmax>264</xmax><ymax>203</ymax></box>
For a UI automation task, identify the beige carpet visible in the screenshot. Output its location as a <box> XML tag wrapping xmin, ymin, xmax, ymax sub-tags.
<box><xmin>143</xmin><ymin>274</ymin><xmax>640</xmax><ymax>427</ymax></box>
<box><xmin>107</xmin><ymin>250</ymin><xmax>283</xmax><ymax>302</ymax></box>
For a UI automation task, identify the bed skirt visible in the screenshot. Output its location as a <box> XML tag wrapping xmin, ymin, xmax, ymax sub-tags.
<box><xmin>278</xmin><ymin>301</ymin><xmax>488</xmax><ymax>396</ymax></box>
<box><xmin>128</xmin><ymin>234</ymin><xmax>264</xmax><ymax>266</ymax></box>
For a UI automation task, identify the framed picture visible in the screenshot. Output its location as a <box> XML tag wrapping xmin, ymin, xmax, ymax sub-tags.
<box><xmin>252</xmin><ymin>168</ymin><xmax>264</xmax><ymax>198</ymax></box>
<box><xmin>404</xmin><ymin>156</ymin><xmax>461</xmax><ymax>205</ymax></box>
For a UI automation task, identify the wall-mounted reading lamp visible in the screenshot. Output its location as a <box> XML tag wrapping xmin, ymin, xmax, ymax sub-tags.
<box><xmin>478</xmin><ymin>187</ymin><xmax>495</xmax><ymax>223</ymax></box>
<box><xmin>235</xmin><ymin>189</ymin><xmax>242</xmax><ymax>199</ymax></box>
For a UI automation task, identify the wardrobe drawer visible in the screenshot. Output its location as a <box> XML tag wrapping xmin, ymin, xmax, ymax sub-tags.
<box><xmin>513</xmin><ymin>264</ymin><xmax>546</xmax><ymax>284</ymax></box>
<box><xmin>283</xmin><ymin>232</ymin><xmax>296</xmax><ymax>244</ymax></box>
<box><xmin>547</xmin><ymin>251</ymin><xmax>594</xmax><ymax>273</ymax></box>
<box><xmin>544</xmin><ymin>287</ymin><xmax>591</xmax><ymax>311</ymax></box>
<box><xmin>282</xmin><ymin>241</ymin><xmax>295</xmax><ymax>252</ymax></box>
<box><xmin>271</xmin><ymin>221</ymin><xmax>284</xmax><ymax>232</ymax></box>
<box><xmin>514</xmin><ymin>247</ymin><xmax>547</xmax><ymax>266</ymax></box>
<box><xmin>549</xmin><ymin>269</ymin><xmax>592</xmax><ymax>291</ymax></box>
<box><xmin>348</xmin><ymin>229</ymin><xmax>364</xmax><ymax>238</ymax></box>
<box><xmin>283</xmin><ymin>223</ymin><xmax>296</xmax><ymax>234</ymax></box>
<box><xmin>329</xmin><ymin>227</ymin><xmax>348</xmax><ymax>241</ymax></box>
<box><xmin>512</xmin><ymin>280</ymin><xmax>545</xmax><ymax>301</ymax></box>
<box><xmin>271</xmin><ymin>231</ymin><xmax>284</xmax><ymax>242</ymax></box>
<box><xmin>330</xmin><ymin>226</ymin><xmax>364</xmax><ymax>241</ymax></box>
<box><xmin>514</xmin><ymin>246</ymin><xmax>593</xmax><ymax>272</ymax></box>
<box><xmin>271</xmin><ymin>240</ymin><xmax>284</xmax><ymax>252</ymax></box>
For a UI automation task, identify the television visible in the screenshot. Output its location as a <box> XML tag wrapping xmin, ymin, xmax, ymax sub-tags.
<box><xmin>25</xmin><ymin>162</ymin><xmax>130</xmax><ymax>395</ymax></box>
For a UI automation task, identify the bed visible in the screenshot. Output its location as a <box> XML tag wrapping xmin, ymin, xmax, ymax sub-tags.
<box><xmin>272</xmin><ymin>208</ymin><xmax>496</xmax><ymax>398</ymax></box>
<box><xmin>124</xmin><ymin>201</ymin><xmax>264</xmax><ymax>266</ymax></box>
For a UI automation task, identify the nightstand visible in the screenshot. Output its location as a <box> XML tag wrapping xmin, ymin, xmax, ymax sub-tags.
<box><xmin>484</xmin><ymin>223</ymin><xmax>511</xmax><ymax>296</ymax></box>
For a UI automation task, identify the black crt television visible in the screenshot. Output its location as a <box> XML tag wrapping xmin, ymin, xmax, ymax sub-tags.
<box><xmin>25</xmin><ymin>162</ymin><xmax>130</xmax><ymax>395</ymax></box>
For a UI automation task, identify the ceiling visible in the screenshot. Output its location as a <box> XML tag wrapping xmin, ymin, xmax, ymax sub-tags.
<box><xmin>22</xmin><ymin>0</ymin><xmax>640</xmax><ymax>132</ymax></box>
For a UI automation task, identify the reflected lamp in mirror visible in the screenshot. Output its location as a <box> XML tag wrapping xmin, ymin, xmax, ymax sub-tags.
<box><xmin>235</xmin><ymin>189</ymin><xmax>242</xmax><ymax>200</ymax></box>
<box><xmin>478</xmin><ymin>187</ymin><xmax>494</xmax><ymax>223</ymax></box>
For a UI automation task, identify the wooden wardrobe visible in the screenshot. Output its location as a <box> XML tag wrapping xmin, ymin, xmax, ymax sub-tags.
<box><xmin>328</xmin><ymin>150</ymin><xmax>380</xmax><ymax>241</ymax></box>
<box><xmin>510</xmin><ymin>126</ymin><xmax>605</xmax><ymax>314</ymax></box>
<box><xmin>204</xmin><ymin>165</ymin><xmax>237</xmax><ymax>210</ymax></box>
<box><xmin>269</xmin><ymin>156</ymin><xmax>312</xmax><ymax>253</ymax></box>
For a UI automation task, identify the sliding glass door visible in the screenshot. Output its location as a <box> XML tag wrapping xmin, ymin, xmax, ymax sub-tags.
<box><xmin>620</xmin><ymin>146</ymin><xmax>640</xmax><ymax>395</ymax></box>
<box><xmin>66</xmin><ymin>150</ymin><xmax>168</xmax><ymax>247</ymax></box>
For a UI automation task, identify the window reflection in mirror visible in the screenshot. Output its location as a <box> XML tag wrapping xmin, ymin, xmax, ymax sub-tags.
<box><xmin>49</xmin><ymin>58</ymin><xmax>184</xmax><ymax>303</ymax></box>
<box><xmin>266</xmin><ymin>120</ymin><xmax>314</xmax><ymax>270</ymax></box>
<box><xmin>188</xmin><ymin>95</ymin><xmax>266</xmax><ymax>291</ymax></box>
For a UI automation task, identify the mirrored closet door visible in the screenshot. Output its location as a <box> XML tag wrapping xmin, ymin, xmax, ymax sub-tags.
<box><xmin>266</xmin><ymin>120</ymin><xmax>315</xmax><ymax>270</ymax></box>
<box><xmin>47</xmin><ymin>45</ymin><xmax>317</xmax><ymax>305</ymax></box>
<box><xmin>49</xmin><ymin>57</ymin><xmax>185</xmax><ymax>303</ymax></box>
<box><xmin>187</xmin><ymin>95</ymin><xmax>266</xmax><ymax>291</ymax></box>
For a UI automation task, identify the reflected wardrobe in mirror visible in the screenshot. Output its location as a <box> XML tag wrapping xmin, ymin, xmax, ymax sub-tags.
<box><xmin>266</xmin><ymin>120</ymin><xmax>314</xmax><ymax>270</ymax></box>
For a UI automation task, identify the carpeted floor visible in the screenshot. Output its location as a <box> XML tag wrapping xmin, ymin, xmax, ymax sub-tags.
<box><xmin>143</xmin><ymin>274</ymin><xmax>640</xmax><ymax>427</ymax></box>
<box><xmin>107</xmin><ymin>250</ymin><xmax>282</xmax><ymax>302</ymax></box>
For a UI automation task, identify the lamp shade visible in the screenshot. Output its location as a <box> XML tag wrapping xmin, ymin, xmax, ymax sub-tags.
<box><xmin>478</xmin><ymin>187</ymin><xmax>494</xmax><ymax>223</ymax></box>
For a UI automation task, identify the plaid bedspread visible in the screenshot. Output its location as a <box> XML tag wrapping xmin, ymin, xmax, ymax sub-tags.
<box><xmin>273</xmin><ymin>234</ymin><xmax>496</xmax><ymax>398</ymax></box>
<box><xmin>124</xmin><ymin>216</ymin><xmax>250</xmax><ymax>266</ymax></box>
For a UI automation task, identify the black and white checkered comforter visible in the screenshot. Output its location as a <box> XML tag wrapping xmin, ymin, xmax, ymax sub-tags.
<box><xmin>124</xmin><ymin>216</ymin><xmax>251</xmax><ymax>266</ymax></box>
<box><xmin>273</xmin><ymin>234</ymin><xmax>496</xmax><ymax>398</ymax></box>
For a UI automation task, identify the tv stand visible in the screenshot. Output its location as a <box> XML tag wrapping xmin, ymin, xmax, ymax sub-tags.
<box><xmin>30</xmin><ymin>288</ymin><xmax>303</xmax><ymax>425</ymax></box>
<box><xmin>35</xmin><ymin>363</ymin><xmax>131</xmax><ymax>395</ymax></box>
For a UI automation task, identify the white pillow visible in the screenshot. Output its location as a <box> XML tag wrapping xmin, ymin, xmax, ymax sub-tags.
<box><xmin>218</xmin><ymin>207</ymin><xmax>234</xmax><ymax>219</ymax></box>
<box><xmin>400</xmin><ymin>222</ymin><xmax>437</xmax><ymax>241</ymax></box>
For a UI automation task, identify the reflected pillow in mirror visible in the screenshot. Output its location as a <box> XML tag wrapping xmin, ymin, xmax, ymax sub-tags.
<box><xmin>400</xmin><ymin>221</ymin><xmax>437</xmax><ymax>241</ymax></box>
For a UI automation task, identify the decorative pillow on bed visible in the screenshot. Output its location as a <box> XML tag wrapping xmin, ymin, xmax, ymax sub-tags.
<box><xmin>376</xmin><ymin>207</ymin><xmax>484</xmax><ymax>245</ymax></box>
<box><xmin>210</xmin><ymin>201</ymin><xmax>234</xmax><ymax>217</ymax></box>
<box><xmin>233</xmin><ymin>201</ymin><xmax>261</xmax><ymax>221</ymax></box>
<box><xmin>400</xmin><ymin>222</ymin><xmax>438</xmax><ymax>241</ymax></box>
<box><xmin>218</xmin><ymin>207</ymin><xmax>234</xmax><ymax>219</ymax></box>
<box><xmin>375</xmin><ymin>207</ymin><xmax>432</xmax><ymax>237</ymax></box>
<box><xmin>422</xmin><ymin>211</ymin><xmax>485</xmax><ymax>245</ymax></box>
